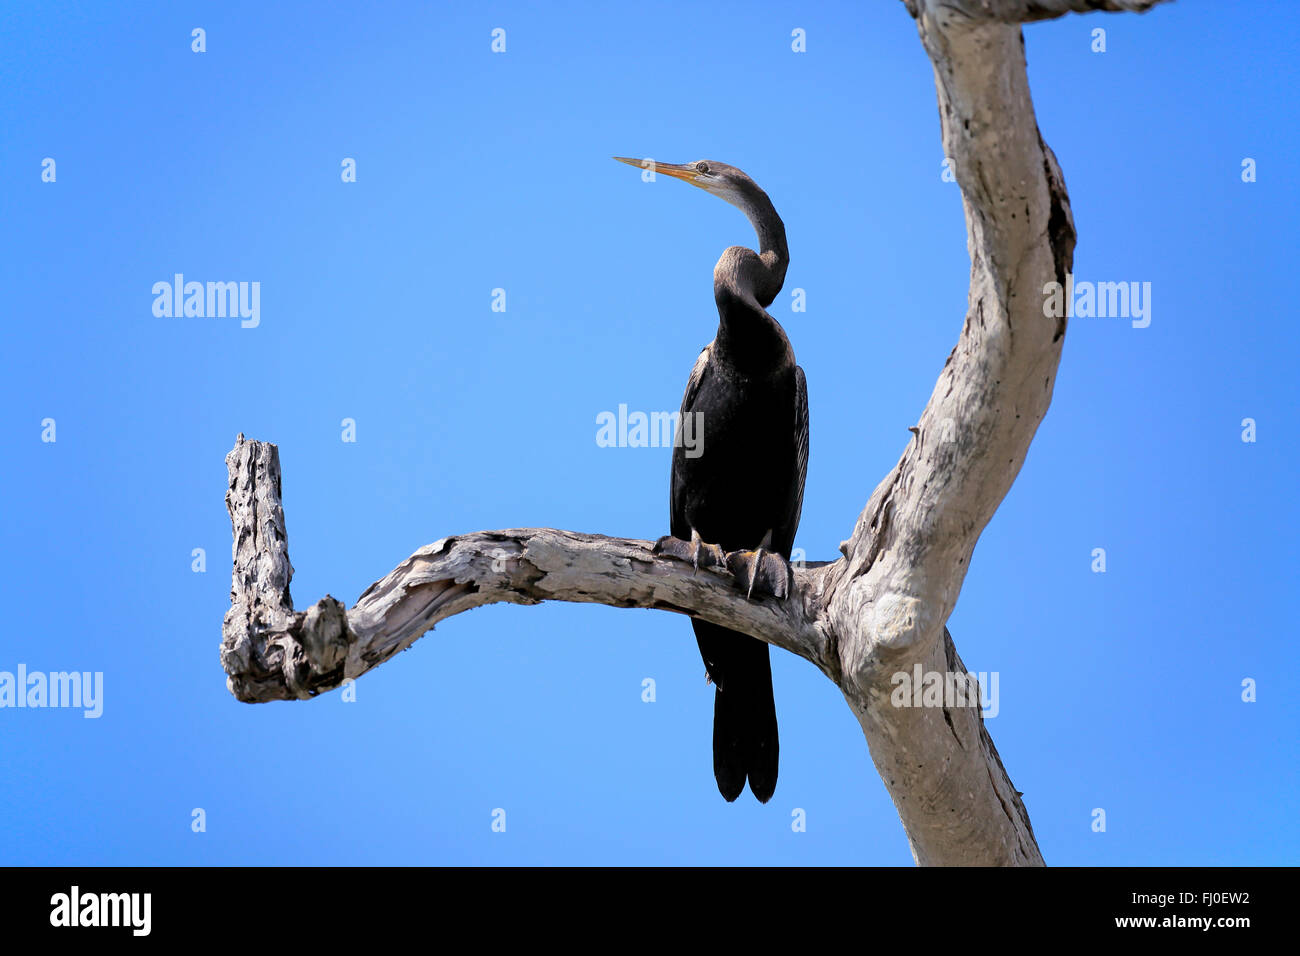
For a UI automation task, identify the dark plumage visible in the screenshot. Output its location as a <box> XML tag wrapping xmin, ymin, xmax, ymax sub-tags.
<box><xmin>616</xmin><ymin>157</ymin><xmax>808</xmax><ymax>802</ymax></box>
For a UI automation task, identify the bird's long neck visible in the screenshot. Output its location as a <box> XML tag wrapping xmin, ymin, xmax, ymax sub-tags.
<box><xmin>712</xmin><ymin>184</ymin><xmax>791</xmax><ymax>371</ymax></box>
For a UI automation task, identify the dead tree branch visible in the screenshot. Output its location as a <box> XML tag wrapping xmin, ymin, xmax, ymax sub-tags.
<box><xmin>222</xmin><ymin>435</ymin><xmax>837</xmax><ymax>703</ymax></box>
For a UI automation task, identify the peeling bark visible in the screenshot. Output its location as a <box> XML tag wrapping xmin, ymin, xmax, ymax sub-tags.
<box><xmin>222</xmin><ymin>436</ymin><xmax>839</xmax><ymax>703</ymax></box>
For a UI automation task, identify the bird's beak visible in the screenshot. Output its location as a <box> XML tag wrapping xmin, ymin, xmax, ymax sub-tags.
<box><xmin>613</xmin><ymin>157</ymin><xmax>709</xmax><ymax>190</ymax></box>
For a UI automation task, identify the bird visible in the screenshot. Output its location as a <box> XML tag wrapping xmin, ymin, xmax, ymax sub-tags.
<box><xmin>614</xmin><ymin>157</ymin><xmax>808</xmax><ymax>803</ymax></box>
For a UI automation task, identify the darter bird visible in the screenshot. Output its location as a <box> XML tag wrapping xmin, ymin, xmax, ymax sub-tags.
<box><xmin>614</xmin><ymin>157</ymin><xmax>808</xmax><ymax>803</ymax></box>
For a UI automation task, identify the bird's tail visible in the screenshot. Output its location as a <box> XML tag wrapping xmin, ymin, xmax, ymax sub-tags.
<box><xmin>693</xmin><ymin>620</ymin><xmax>779</xmax><ymax>802</ymax></box>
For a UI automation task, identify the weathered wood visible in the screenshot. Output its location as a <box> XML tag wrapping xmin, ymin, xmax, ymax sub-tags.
<box><xmin>220</xmin><ymin>0</ymin><xmax>1172</xmax><ymax>865</ymax></box>
<box><xmin>221</xmin><ymin>435</ymin><xmax>837</xmax><ymax>703</ymax></box>
<box><xmin>902</xmin><ymin>0</ymin><xmax>1167</xmax><ymax>22</ymax></box>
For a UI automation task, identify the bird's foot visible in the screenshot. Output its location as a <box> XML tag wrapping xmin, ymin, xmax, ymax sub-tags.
<box><xmin>654</xmin><ymin>534</ymin><xmax>727</xmax><ymax>573</ymax></box>
<box><xmin>726</xmin><ymin>547</ymin><xmax>791</xmax><ymax>601</ymax></box>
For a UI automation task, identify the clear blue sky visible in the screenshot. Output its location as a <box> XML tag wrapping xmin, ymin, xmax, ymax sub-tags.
<box><xmin>1</xmin><ymin>0</ymin><xmax>1296</xmax><ymax>865</ymax></box>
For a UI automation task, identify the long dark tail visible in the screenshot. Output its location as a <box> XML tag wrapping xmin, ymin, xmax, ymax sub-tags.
<box><xmin>692</xmin><ymin>620</ymin><xmax>779</xmax><ymax>802</ymax></box>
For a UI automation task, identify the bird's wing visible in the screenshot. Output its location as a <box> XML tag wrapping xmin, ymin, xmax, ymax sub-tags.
<box><xmin>679</xmin><ymin>343</ymin><xmax>712</xmax><ymax>419</ymax></box>
<box><xmin>669</xmin><ymin>343</ymin><xmax>713</xmax><ymax>537</ymax></box>
<box><xmin>777</xmin><ymin>364</ymin><xmax>809</xmax><ymax>555</ymax></box>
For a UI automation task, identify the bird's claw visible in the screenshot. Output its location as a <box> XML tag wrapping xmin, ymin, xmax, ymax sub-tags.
<box><xmin>726</xmin><ymin>548</ymin><xmax>791</xmax><ymax>601</ymax></box>
<box><xmin>654</xmin><ymin>534</ymin><xmax>726</xmax><ymax>573</ymax></box>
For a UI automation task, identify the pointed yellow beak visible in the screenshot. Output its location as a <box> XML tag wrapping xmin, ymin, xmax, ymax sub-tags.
<box><xmin>612</xmin><ymin>156</ymin><xmax>708</xmax><ymax>189</ymax></box>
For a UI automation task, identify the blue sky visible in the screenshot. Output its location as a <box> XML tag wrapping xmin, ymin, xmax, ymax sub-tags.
<box><xmin>1</xmin><ymin>0</ymin><xmax>1296</xmax><ymax>865</ymax></box>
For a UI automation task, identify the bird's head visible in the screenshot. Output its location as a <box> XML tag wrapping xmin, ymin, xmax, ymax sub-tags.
<box><xmin>613</xmin><ymin>155</ymin><xmax>788</xmax><ymax>303</ymax></box>
<box><xmin>612</xmin><ymin>157</ymin><xmax>761</xmax><ymax>216</ymax></box>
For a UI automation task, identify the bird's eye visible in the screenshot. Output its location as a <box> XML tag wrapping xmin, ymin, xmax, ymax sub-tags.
<box><xmin>696</xmin><ymin>162</ymin><xmax>710</xmax><ymax>174</ymax></box>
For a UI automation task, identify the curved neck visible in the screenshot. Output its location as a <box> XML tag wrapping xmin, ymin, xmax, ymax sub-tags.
<box><xmin>711</xmin><ymin>181</ymin><xmax>791</xmax><ymax>370</ymax></box>
<box><xmin>729</xmin><ymin>183</ymin><xmax>788</xmax><ymax>307</ymax></box>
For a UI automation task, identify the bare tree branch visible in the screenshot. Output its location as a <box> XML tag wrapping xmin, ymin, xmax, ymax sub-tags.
<box><xmin>220</xmin><ymin>0</ymin><xmax>1170</xmax><ymax>865</ymax></box>
<box><xmin>221</xmin><ymin>435</ymin><xmax>839</xmax><ymax>704</ymax></box>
